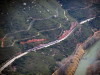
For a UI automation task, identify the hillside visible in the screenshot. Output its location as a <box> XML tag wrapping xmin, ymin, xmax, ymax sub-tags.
<box><xmin>0</xmin><ymin>0</ymin><xmax>96</xmax><ymax>75</ymax></box>
<box><xmin>52</xmin><ymin>29</ymin><xmax>100</xmax><ymax>75</ymax></box>
<box><xmin>0</xmin><ymin>0</ymin><xmax>76</xmax><ymax>65</ymax></box>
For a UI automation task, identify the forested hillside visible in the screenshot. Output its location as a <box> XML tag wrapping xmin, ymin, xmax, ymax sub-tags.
<box><xmin>0</xmin><ymin>0</ymin><xmax>98</xmax><ymax>75</ymax></box>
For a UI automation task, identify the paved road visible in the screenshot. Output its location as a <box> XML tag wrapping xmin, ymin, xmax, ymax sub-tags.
<box><xmin>0</xmin><ymin>17</ymin><xmax>95</xmax><ymax>73</ymax></box>
<box><xmin>79</xmin><ymin>17</ymin><xmax>95</xmax><ymax>24</ymax></box>
<box><xmin>0</xmin><ymin>52</ymin><xmax>28</xmax><ymax>73</ymax></box>
<box><xmin>0</xmin><ymin>8</ymin><xmax>96</xmax><ymax>73</ymax></box>
<box><xmin>0</xmin><ymin>23</ymin><xmax>76</xmax><ymax>73</ymax></box>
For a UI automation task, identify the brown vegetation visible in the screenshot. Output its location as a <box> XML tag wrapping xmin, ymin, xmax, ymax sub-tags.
<box><xmin>83</xmin><ymin>30</ymin><xmax>100</xmax><ymax>75</ymax></box>
<box><xmin>52</xmin><ymin>45</ymin><xmax>85</xmax><ymax>75</ymax></box>
<box><xmin>82</xmin><ymin>30</ymin><xmax>100</xmax><ymax>50</ymax></box>
<box><xmin>52</xmin><ymin>55</ymin><xmax>74</xmax><ymax>75</ymax></box>
<box><xmin>65</xmin><ymin>46</ymin><xmax>85</xmax><ymax>75</ymax></box>
<box><xmin>86</xmin><ymin>60</ymin><xmax>100</xmax><ymax>75</ymax></box>
<box><xmin>96</xmin><ymin>50</ymin><xmax>100</xmax><ymax>60</ymax></box>
<box><xmin>52</xmin><ymin>30</ymin><xmax>100</xmax><ymax>75</ymax></box>
<box><xmin>86</xmin><ymin>50</ymin><xmax>100</xmax><ymax>75</ymax></box>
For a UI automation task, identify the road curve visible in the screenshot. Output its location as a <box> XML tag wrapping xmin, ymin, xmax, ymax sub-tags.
<box><xmin>0</xmin><ymin>24</ymin><xmax>76</xmax><ymax>74</ymax></box>
<box><xmin>1</xmin><ymin>8</ymin><xmax>59</xmax><ymax>47</ymax></box>
<box><xmin>0</xmin><ymin>17</ymin><xmax>95</xmax><ymax>74</ymax></box>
